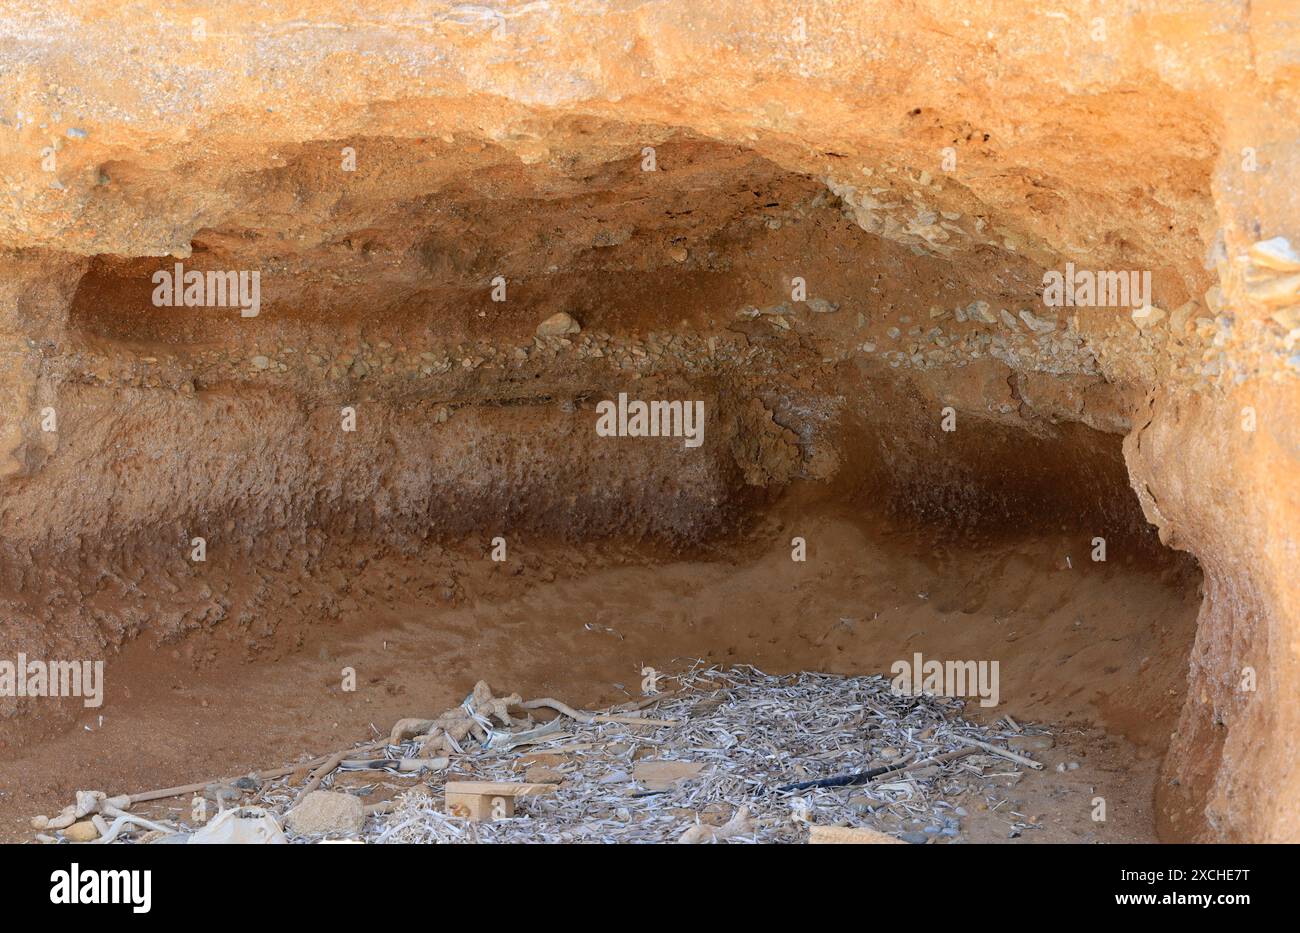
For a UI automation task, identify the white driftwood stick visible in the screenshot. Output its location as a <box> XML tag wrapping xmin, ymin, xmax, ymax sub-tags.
<box><xmin>957</xmin><ymin>735</ymin><xmax>1043</xmax><ymax>769</ymax></box>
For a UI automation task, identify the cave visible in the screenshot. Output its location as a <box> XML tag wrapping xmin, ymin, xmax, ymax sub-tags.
<box><xmin>1</xmin><ymin>4</ymin><xmax>1297</xmax><ymax>847</ymax></box>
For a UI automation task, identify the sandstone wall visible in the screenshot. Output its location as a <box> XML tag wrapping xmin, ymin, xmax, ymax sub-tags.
<box><xmin>1</xmin><ymin>1</ymin><xmax>1296</xmax><ymax>840</ymax></box>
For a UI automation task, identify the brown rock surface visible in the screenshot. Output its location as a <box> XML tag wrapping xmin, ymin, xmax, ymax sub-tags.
<box><xmin>0</xmin><ymin>1</ymin><xmax>1296</xmax><ymax>843</ymax></box>
<box><xmin>286</xmin><ymin>790</ymin><xmax>364</xmax><ymax>836</ymax></box>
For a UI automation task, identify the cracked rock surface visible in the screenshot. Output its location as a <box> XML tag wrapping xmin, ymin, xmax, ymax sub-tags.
<box><xmin>0</xmin><ymin>1</ymin><xmax>1297</xmax><ymax>842</ymax></box>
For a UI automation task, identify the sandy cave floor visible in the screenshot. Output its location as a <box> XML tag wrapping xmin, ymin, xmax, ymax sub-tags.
<box><xmin>0</xmin><ymin>500</ymin><xmax>1200</xmax><ymax>844</ymax></box>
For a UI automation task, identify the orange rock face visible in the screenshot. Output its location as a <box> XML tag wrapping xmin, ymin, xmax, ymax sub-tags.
<box><xmin>0</xmin><ymin>2</ymin><xmax>1296</xmax><ymax>841</ymax></box>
